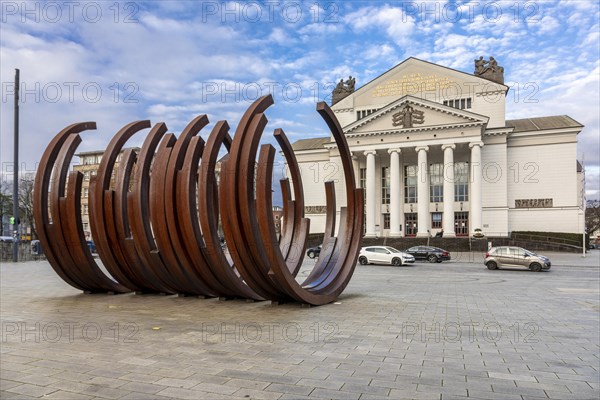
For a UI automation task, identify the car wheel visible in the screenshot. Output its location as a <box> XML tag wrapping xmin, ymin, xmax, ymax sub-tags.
<box><xmin>530</xmin><ymin>262</ymin><xmax>542</xmax><ymax>272</ymax></box>
<box><xmin>428</xmin><ymin>254</ymin><xmax>438</xmax><ymax>263</ymax></box>
<box><xmin>392</xmin><ymin>257</ymin><xmax>402</xmax><ymax>266</ymax></box>
<box><xmin>486</xmin><ymin>261</ymin><xmax>498</xmax><ymax>270</ymax></box>
<box><xmin>307</xmin><ymin>251</ymin><xmax>315</xmax><ymax>259</ymax></box>
<box><xmin>359</xmin><ymin>256</ymin><xmax>368</xmax><ymax>265</ymax></box>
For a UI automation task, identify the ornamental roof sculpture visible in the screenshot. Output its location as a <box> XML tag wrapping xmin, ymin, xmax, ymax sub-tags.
<box><xmin>474</xmin><ymin>56</ymin><xmax>504</xmax><ymax>84</ymax></box>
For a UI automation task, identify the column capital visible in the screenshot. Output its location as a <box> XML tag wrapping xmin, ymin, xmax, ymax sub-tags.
<box><xmin>364</xmin><ymin>150</ymin><xmax>377</xmax><ymax>156</ymax></box>
<box><xmin>415</xmin><ymin>146</ymin><xmax>429</xmax><ymax>153</ymax></box>
<box><xmin>441</xmin><ymin>144</ymin><xmax>456</xmax><ymax>151</ymax></box>
<box><xmin>387</xmin><ymin>148</ymin><xmax>401</xmax><ymax>155</ymax></box>
<box><xmin>469</xmin><ymin>141</ymin><xmax>484</xmax><ymax>149</ymax></box>
<box><xmin>351</xmin><ymin>152</ymin><xmax>359</xmax><ymax>160</ymax></box>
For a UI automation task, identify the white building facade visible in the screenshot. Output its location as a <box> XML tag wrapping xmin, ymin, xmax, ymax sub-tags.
<box><xmin>291</xmin><ymin>58</ymin><xmax>585</xmax><ymax>238</ymax></box>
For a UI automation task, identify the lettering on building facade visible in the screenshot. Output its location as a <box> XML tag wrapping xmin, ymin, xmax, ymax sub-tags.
<box><xmin>515</xmin><ymin>198</ymin><xmax>553</xmax><ymax>208</ymax></box>
<box><xmin>372</xmin><ymin>73</ymin><xmax>454</xmax><ymax>98</ymax></box>
<box><xmin>305</xmin><ymin>205</ymin><xmax>328</xmax><ymax>214</ymax></box>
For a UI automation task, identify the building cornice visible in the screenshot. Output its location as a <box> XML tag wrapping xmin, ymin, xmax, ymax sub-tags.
<box><xmin>345</xmin><ymin>121</ymin><xmax>486</xmax><ymax>138</ymax></box>
<box><xmin>344</xmin><ymin>95</ymin><xmax>489</xmax><ymax>134</ymax></box>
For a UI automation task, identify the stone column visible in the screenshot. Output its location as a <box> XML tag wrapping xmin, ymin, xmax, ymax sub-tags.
<box><xmin>388</xmin><ymin>149</ymin><xmax>401</xmax><ymax>237</ymax></box>
<box><xmin>415</xmin><ymin>146</ymin><xmax>429</xmax><ymax>237</ymax></box>
<box><xmin>469</xmin><ymin>142</ymin><xmax>484</xmax><ymax>235</ymax></box>
<box><xmin>364</xmin><ymin>150</ymin><xmax>377</xmax><ymax>237</ymax></box>
<box><xmin>442</xmin><ymin>144</ymin><xmax>456</xmax><ymax>238</ymax></box>
<box><xmin>351</xmin><ymin>152</ymin><xmax>360</xmax><ymax>187</ymax></box>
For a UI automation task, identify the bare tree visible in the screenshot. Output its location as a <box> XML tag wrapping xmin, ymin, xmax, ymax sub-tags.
<box><xmin>586</xmin><ymin>199</ymin><xmax>600</xmax><ymax>237</ymax></box>
<box><xmin>0</xmin><ymin>180</ymin><xmax>12</xmax><ymax>236</ymax></box>
<box><xmin>19</xmin><ymin>174</ymin><xmax>36</xmax><ymax>240</ymax></box>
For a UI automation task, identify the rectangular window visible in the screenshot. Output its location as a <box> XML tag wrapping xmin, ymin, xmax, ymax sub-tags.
<box><xmin>359</xmin><ymin>168</ymin><xmax>366</xmax><ymax>189</ymax></box>
<box><xmin>83</xmin><ymin>204</ymin><xmax>89</xmax><ymax>215</ymax></box>
<box><xmin>431</xmin><ymin>212</ymin><xmax>442</xmax><ymax>229</ymax></box>
<box><xmin>404</xmin><ymin>165</ymin><xmax>417</xmax><ymax>203</ymax></box>
<box><xmin>356</xmin><ymin>111</ymin><xmax>361</xmax><ymax>120</ymax></box>
<box><xmin>454</xmin><ymin>162</ymin><xmax>469</xmax><ymax>201</ymax></box>
<box><xmin>429</xmin><ymin>163</ymin><xmax>443</xmax><ymax>202</ymax></box>
<box><xmin>443</xmin><ymin>98</ymin><xmax>472</xmax><ymax>109</ymax></box>
<box><xmin>383</xmin><ymin>213</ymin><xmax>390</xmax><ymax>229</ymax></box>
<box><xmin>381</xmin><ymin>167</ymin><xmax>390</xmax><ymax>205</ymax></box>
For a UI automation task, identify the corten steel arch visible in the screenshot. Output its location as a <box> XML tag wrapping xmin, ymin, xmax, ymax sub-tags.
<box><xmin>220</xmin><ymin>95</ymin><xmax>364</xmax><ymax>305</ymax></box>
<box><xmin>34</xmin><ymin>96</ymin><xmax>364</xmax><ymax>305</ymax></box>
<box><xmin>33</xmin><ymin>123</ymin><xmax>128</xmax><ymax>293</ymax></box>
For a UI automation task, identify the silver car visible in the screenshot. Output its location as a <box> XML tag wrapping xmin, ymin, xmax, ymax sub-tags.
<box><xmin>485</xmin><ymin>246</ymin><xmax>551</xmax><ymax>272</ymax></box>
<box><xmin>358</xmin><ymin>246</ymin><xmax>415</xmax><ymax>266</ymax></box>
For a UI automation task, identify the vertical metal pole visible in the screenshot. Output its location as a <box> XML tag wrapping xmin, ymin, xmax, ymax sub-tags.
<box><xmin>12</xmin><ymin>69</ymin><xmax>19</xmax><ymax>262</ymax></box>
<box><xmin>582</xmin><ymin>153</ymin><xmax>586</xmax><ymax>258</ymax></box>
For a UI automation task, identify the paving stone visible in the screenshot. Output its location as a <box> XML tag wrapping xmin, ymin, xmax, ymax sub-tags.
<box><xmin>119</xmin><ymin>381</ymin><xmax>165</xmax><ymax>394</ymax></box>
<box><xmin>224</xmin><ymin>378</ymin><xmax>270</xmax><ymax>390</ymax></box>
<box><xmin>0</xmin><ymin>379</ymin><xmax>22</xmax><ymax>391</ymax></box>
<box><xmin>265</xmin><ymin>383</ymin><xmax>314</xmax><ymax>396</ymax></box>
<box><xmin>1</xmin><ymin>257</ymin><xmax>599</xmax><ymax>400</ymax></box>
<box><xmin>153</xmin><ymin>376</ymin><xmax>202</xmax><ymax>389</ymax></box>
<box><xmin>6</xmin><ymin>383</ymin><xmax>58</xmax><ymax>397</ymax></box>
<box><xmin>310</xmin><ymin>388</ymin><xmax>360</xmax><ymax>399</ymax></box>
<box><xmin>43</xmin><ymin>390</ymin><xmax>95</xmax><ymax>399</ymax></box>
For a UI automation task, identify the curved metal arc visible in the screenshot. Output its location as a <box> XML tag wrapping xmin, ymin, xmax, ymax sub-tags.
<box><xmin>33</xmin><ymin>123</ymin><xmax>95</xmax><ymax>291</ymax></box>
<box><xmin>127</xmin><ymin>123</ymin><xmax>175</xmax><ymax>293</ymax></box>
<box><xmin>273</xmin><ymin>128</ymin><xmax>309</xmax><ymax>275</ymax></box>
<box><xmin>198</xmin><ymin>122</ymin><xmax>262</xmax><ymax>300</ymax></box>
<box><xmin>89</xmin><ymin>120</ymin><xmax>151</xmax><ymax>292</ymax></box>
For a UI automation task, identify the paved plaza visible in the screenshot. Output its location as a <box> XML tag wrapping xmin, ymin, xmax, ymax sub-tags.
<box><xmin>1</xmin><ymin>251</ymin><xmax>599</xmax><ymax>400</ymax></box>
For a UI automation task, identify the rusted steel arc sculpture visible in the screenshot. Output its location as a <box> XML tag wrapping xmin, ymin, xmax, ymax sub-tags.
<box><xmin>34</xmin><ymin>95</ymin><xmax>363</xmax><ymax>305</ymax></box>
<box><xmin>197</xmin><ymin>122</ymin><xmax>263</xmax><ymax>300</ymax></box>
<box><xmin>127</xmin><ymin>125</ymin><xmax>178</xmax><ymax>294</ymax></box>
<box><xmin>33</xmin><ymin>123</ymin><xmax>128</xmax><ymax>293</ymax></box>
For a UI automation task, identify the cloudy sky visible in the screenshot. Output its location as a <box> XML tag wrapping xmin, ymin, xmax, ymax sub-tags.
<box><xmin>1</xmin><ymin>0</ymin><xmax>599</xmax><ymax>199</ymax></box>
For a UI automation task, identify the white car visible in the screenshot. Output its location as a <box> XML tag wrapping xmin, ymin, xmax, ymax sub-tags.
<box><xmin>358</xmin><ymin>246</ymin><xmax>415</xmax><ymax>266</ymax></box>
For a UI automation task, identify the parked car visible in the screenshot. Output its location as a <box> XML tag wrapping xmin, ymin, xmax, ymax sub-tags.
<box><xmin>0</xmin><ymin>236</ymin><xmax>14</xmax><ymax>243</ymax></box>
<box><xmin>358</xmin><ymin>246</ymin><xmax>415</xmax><ymax>266</ymax></box>
<box><xmin>485</xmin><ymin>246</ymin><xmax>551</xmax><ymax>272</ymax></box>
<box><xmin>31</xmin><ymin>240</ymin><xmax>43</xmax><ymax>255</ymax></box>
<box><xmin>404</xmin><ymin>246</ymin><xmax>450</xmax><ymax>263</ymax></box>
<box><xmin>306</xmin><ymin>245</ymin><xmax>321</xmax><ymax>259</ymax></box>
<box><xmin>87</xmin><ymin>240</ymin><xmax>97</xmax><ymax>253</ymax></box>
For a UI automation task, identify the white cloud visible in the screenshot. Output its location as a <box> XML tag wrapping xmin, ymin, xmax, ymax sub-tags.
<box><xmin>345</xmin><ymin>6</ymin><xmax>416</xmax><ymax>46</ymax></box>
<box><xmin>537</xmin><ymin>16</ymin><xmax>560</xmax><ymax>34</ymax></box>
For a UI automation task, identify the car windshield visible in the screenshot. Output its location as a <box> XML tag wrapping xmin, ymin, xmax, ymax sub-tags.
<box><xmin>385</xmin><ymin>247</ymin><xmax>400</xmax><ymax>253</ymax></box>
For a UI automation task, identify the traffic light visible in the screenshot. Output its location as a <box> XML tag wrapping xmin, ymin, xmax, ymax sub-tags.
<box><xmin>9</xmin><ymin>217</ymin><xmax>20</xmax><ymax>225</ymax></box>
<box><xmin>9</xmin><ymin>217</ymin><xmax>14</xmax><ymax>225</ymax></box>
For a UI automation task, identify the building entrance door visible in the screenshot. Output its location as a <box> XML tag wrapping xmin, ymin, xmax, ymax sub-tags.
<box><xmin>405</xmin><ymin>213</ymin><xmax>417</xmax><ymax>236</ymax></box>
<box><xmin>454</xmin><ymin>212</ymin><xmax>469</xmax><ymax>236</ymax></box>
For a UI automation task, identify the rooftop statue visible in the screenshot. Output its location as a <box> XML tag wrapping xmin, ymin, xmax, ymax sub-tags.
<box><xmin>332</xmin><ymin>75</ymin><xmax>356</xmax><ymax>105</ymax></box>
<box><xmin>474</xmin><ymin>56</ymin><xmax>504</xmax><ymax>84</ymax></box>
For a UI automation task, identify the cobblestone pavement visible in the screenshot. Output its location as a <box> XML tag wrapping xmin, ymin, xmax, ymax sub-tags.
<box><xmin>1</xmin><ymin>251</ymin><xmax>599</xmax><ymax>400</ymax></box>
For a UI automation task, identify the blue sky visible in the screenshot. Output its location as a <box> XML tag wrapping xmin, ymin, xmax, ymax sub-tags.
<box><xmin>1</xmin><ymin>0</ymin><xmax>599</xmax><ymax>199</ymax></box>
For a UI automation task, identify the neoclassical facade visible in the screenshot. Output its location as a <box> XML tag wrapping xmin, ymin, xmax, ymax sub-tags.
<box><xmin>291</xmin><ymin>57</ymin><xmax>585</xmax><ymax>237</ymax></box>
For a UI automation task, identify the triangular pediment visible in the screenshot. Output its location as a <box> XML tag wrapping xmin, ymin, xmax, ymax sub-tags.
<box><xmin>333</xmin><ymin>57</ymin><xmax>507</xmax><ymax>112</ymax></box>
<box><xmin>344</xmin><ymin>96</ymin><xmax>488</xmax><ymax>136</ymax></box>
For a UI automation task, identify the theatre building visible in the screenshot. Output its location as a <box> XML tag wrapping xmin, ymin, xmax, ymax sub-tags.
<box><xmin>291</xmin><ymin>57</ymin><xmax>585</xmax><ymax>237</ymax></box>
